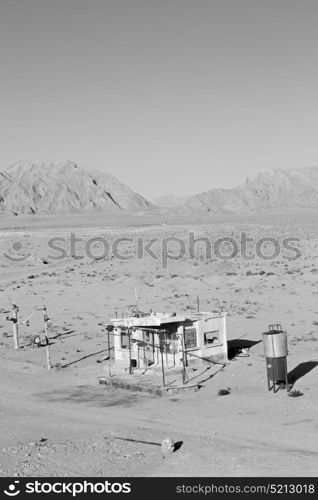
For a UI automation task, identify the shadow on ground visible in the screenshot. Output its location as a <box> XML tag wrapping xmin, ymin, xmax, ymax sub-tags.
<box><xmin>39</xmin><ymin>385</ymin><xmax>150</xmax><ymax>407</ymax></box>
<box><xmin>60</xmin><ymin>349</ymin><xmax>108</xmax><ymax>368</ymax></box>
<box><xmin>288</xmin><ymin>361</ymin><xmax>318</xmax><ymax>385</ymax></box>
<box><xmin>227</xmin><ymin>339</ymin><xmax>261</xmax><ymax>360</ymax></box>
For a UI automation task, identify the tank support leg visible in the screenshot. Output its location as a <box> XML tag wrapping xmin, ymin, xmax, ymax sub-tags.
<box><xmin>284</xmin><ymin>357</ymin><xmax>289</xmax><ymax>392</ymax></box>
<box><xmin>266</xmin><ymin>360</ymin><xmax>272</xmax><ymax>391</ymax></box>
<box><xmin>273</xmin><ymin>362</ymin><xmax>279</xmax><ymax>393</ymax></box>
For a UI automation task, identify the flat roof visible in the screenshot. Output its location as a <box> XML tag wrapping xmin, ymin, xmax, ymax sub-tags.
<box><xmin>111</xmin><ymin>311</ymin><xmax>225</xmax><ymax>328</ymax></box>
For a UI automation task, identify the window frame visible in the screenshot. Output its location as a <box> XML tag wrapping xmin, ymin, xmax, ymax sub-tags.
<box><xmin>204</xmin><ymin>330</ymin><xmax>220</xmax><ymax>346</ymax></box>
<box><xmin>184</xmin><ymin>327</ymin><xmax>197</xmax><ymax>350</ymax></box>
<box><xmin>121</xmin><ymin>332</ymin><xmax>129</xmax><ymax>349</ymax></box>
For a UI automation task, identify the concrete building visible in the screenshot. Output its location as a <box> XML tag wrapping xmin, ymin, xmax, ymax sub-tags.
<box><xmin>110</xmin><ymin>311</ymin><xmax>227</xmax><ymax>373</ymax></box>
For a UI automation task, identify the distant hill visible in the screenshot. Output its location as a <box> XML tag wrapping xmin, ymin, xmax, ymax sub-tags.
<box><xmin>0</xmin><ymin>161</ymin><xmax>152</xmax><ymax>215</ymax></box>
<box><xmin>153</xmin><ymin>194</ymin><xmax>191</xmax><ymax>207</ymax></box>
<box><xmin>4</xmin><ymin>162</ymin><xmax>318</xmax><ymax>216</ymax></box>
<box><xmin>155</xmin><ymin>166</ymin><xmax>318</xmax><ymax>213</ymax></box>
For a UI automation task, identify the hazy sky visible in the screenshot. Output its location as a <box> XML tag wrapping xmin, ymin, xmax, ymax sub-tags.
<box><xmin>1</xmin><ymin>0</ymin><xmax>318</xmax><ymax>199</ymax></box>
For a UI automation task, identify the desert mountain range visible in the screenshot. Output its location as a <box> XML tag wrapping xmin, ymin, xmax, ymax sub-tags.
<box><xmin>2</xmin><ymin>161</ymin><xmax>318</xmax><ymax>215</ymax></box>
<box><xmin>0</xmin><ymin>161</ymin><xmax>152</xmax><ymax>215</ymax></box>
<box><xmin>155</xmin><ymin>166</ymin><xmax>318</xmax><ymax>213</ymax></box>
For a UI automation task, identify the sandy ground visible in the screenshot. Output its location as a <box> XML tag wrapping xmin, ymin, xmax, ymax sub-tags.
<box><xmin>0</xmin><ymin>212</ymin><xmax>317</xmax><ymax>477</ymax></box>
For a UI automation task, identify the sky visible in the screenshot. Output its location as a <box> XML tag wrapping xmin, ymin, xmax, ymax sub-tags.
<box><xmin>1</xmin><ymin>0</ymin><xmax>318</xmax><ymax>200</ymax></box>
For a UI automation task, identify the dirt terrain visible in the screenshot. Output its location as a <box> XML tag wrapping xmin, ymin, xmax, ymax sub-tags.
<box><xmin>0</xmin><ymin>212</ymin><xmax>317</xmax><ymax>477</ymax></box>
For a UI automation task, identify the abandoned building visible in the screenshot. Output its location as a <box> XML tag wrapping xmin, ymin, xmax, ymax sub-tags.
<box><xmin>110</xmin><ymin>310</ymin><xmax>227</xmax><ymax>375</ymax></box>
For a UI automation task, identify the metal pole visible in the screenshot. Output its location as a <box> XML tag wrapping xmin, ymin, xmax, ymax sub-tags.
<box><xmin>128</xmin><ymin>328</ymin><xmax>132</xmax><ymax>374</ymax></box>
<box><xmin>43</xmin><ymin>306</ymin><xmax>52</xmax><ymax>370</ymax></box>
<box><xmin>45</xmin><ymin>335</ymin><xmax>51</xmax><ymax>370</ymax></box>
<box><xmin>183</xmin><ymin>331</ymin><xmax>188</xmax><ymax>367</ymax></box>
<box><xmin>107</xmin><ymin>326</ymin><xmax>112</xmax><ymax>377</ymax></box>
<box><xmin>160</xmin><ymin>336</ymin><xmax>166</xmax><ymax>387</ymax></box>
<box><xmin>197</xmin><ymin>295</ymin><xmax>200</xmax><ymax>314</ymax></box>
<box><xmin>12</xmin><ymin>303</ymin><xmax>19</xmax><ymax>350</ymax></box>
<box><xmin>180</xmin><ymin>333</ymin><xmax>188</xmax><ymax>385</ymax></box>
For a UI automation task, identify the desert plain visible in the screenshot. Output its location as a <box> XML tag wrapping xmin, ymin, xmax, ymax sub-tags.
<box><xmin>0</xmin><ymin>210</ymin><xmax>317</xmax><ymax>477</ymax></box>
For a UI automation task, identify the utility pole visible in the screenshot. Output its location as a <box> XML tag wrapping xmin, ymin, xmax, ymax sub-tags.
<box><xmin>134</xmin><ymin>287</ymin><xmax>139</xmax><ymax>310</ymax></box>
<box><xmin>43</xmin><ymin>305</ymin><xmax>52</xmax><ymax>370</ymax></box>
<box><xmin>12</xmin><ymin>302</ymin><xmax>19</xmax><ymax>350</ymax></box>
<box><xmin>98</xmin><ymin>322</ymin><xmax>114</xmax><ymax>378</ymax></box>
<box><xmin>5</xmin><ymin>302</ymin><xmax>19</xmax><ymax>349</ymax></box>
<box><xmin>180</xmin><ymin>332</ymin><xmax>188</xmax><ymax>385</ymax></box>
<box><xmin>159</xmin><ymin>335</ymin><xmax>166</xmax><ymax>387</ymax></box>
<box><xmin>106</xmin><ymin>325</ymin><xmax>113</xmax><ymax>377</ymax></box>
<box><xmin>128</xmin><ymin>328</ymin><xmax>132</xmax><ymax>375</ymax></box>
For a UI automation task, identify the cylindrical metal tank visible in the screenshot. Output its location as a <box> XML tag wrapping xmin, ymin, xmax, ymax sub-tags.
<box><xmin>266</xmin><ymin>357</ymin><xmax>286</xmax><ymax>383</ymax></box>
<box><xmin>263</xmin><ymin>325</ymin><xmax>288</xmax><ymax>392</ymax></box>
<box><xmin>262</xmin><ymin>329</ymin><xmax>287</xmax><ymax>358</ymax></box>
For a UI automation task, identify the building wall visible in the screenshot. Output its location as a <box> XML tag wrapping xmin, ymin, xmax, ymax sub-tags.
<box><xmin>112</xmin><ymin>313</ymin><xmax>227</xmax><ymax>370</ymax></box>
<box><xmin>186</xmin><ymin>315</ymin><xmax>228</xmax><ymax>365</ymax></box>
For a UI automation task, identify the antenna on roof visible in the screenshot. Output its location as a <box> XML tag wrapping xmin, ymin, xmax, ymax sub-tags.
<box><xmin>134</xmin><ymin>286</ymin><xmax>139</xmax><ymax>309</ymax></box>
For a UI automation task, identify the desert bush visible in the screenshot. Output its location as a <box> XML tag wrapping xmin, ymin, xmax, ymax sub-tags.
<box><xmin>218</xmin><ymin>388</ymin><xmax>231</xmax><ymax>396</ymax></box>
<box><xmin>288</xmin><ymin>390</ymin><xmax>303</xmax><ymax>398</ymax></box>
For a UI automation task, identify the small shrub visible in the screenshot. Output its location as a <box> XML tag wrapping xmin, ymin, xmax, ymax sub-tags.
<box><xmin>218</xmin><ymin>388</ymin><xmax>231</xmax><ymax>396</ymax></box>
<box><xmin>288</xmin><ymin>390</ymin><xmax>303</xmax><ymax>398</ymax></box>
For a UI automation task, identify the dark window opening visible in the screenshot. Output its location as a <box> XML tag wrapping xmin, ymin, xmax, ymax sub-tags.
<box><xmin>121</xmin><ymin>332</ymin><xmax>128</xmax><ymax>348</ymax></box>
<box><xmin>204</xmin><ymin>330</ymin><xmax>219</xmax><ymax>345</ymax></box>
<box><xmin>184</xmin><ymin>328</ymin><xmax>197</xmax><ymax>349</ymax></box>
